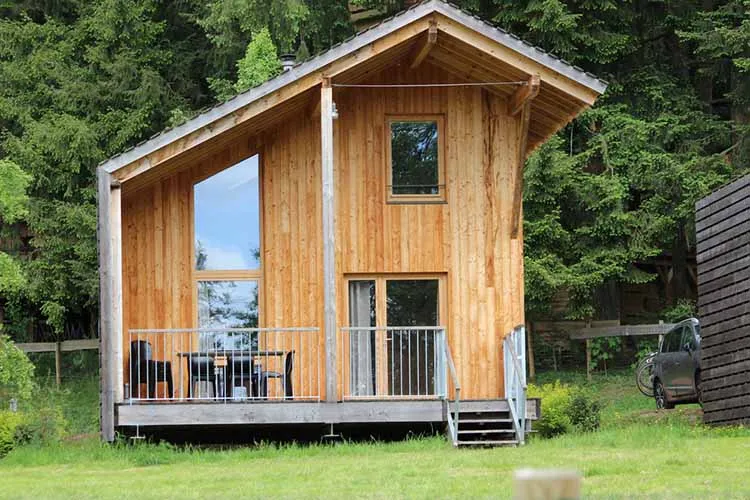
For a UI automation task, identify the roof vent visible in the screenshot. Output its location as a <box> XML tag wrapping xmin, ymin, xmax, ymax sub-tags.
<box><xmin>280</xmin><ymin>54</ymin><xmax>296</xmax><ymax>72</ymax></box>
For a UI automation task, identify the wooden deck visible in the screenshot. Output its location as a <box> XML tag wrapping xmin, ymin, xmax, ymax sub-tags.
<box><xmin>116</xmin><ymin>399</ymin><xmax>539</xmax><ymax>428</ymax></box>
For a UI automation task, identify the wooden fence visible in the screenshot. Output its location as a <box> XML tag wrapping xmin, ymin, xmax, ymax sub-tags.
<box><xmin>16</xmin><ymin>339</ymin><xmax>99</xmax><ymax>388</ymax></box>
<box><xmin>529</xmin><ymin>320</ymin><xmax>672</xmax><ymax>381</ymax></box>
<box><xmin>696</xmin><ymin>173</ymin><xmax>750</xmax><ymax>426</ymax></box>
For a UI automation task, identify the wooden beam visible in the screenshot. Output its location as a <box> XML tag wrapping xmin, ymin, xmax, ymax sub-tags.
<box><xmin>410</xmin><ymin>20</ymin><xmax>438</xmax><ymax>69</ymax></box>
<box><xmin>96</xmin><ymin>169</ymin><xmax>116</xmax><ymax>442</ymax></box>
<box><xmin>321</xmin><ymin>77</ymin><xmax>337</xmax><ymax>403</ymax></box>
<box><xmin>511</xmin><ymin>101</ymin><xmax>531</xmax><ymax>239</ymax></box>
<box><xmin>508</xmin><ymin>74</ymin><xmax>540</xmax><ymax>116</ymax></box>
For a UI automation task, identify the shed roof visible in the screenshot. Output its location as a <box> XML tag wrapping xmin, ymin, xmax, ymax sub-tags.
<box><xmin>101</xmin><ymin>0</ymin><xmax>607</xmax><ymax>183</ymax></box>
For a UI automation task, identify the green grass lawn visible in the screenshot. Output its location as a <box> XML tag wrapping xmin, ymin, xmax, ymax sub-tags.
<box><xmin>1</xmin><ymin>370</ymin><xmax>748</xmax><ymax>499</ymax></box>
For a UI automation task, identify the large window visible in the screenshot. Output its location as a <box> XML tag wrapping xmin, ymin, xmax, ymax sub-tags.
<box><xmin>346</xmin><ymin>276</ymin><xmax>443</xmax><ymax>396</ymax></box>
<box><xmin>386</xmin><ymin>116</ymin><xmax>445</xmax><ymax>203</ymax></box>
<box><xmin>194</xmin><ymin>155</ymin><xmax>261</xmax><ymax>348</ymax></box>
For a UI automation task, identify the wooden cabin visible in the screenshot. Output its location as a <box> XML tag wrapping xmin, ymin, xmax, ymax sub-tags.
<box><xmin>696</xmin><ymin>173</ymin><xmax>750</xmax><ymax>426</ymax></box>
<box><xmin>97</xmin><ymin>0</ymin><xmax>606</xmax><ymax>445</ymax></box>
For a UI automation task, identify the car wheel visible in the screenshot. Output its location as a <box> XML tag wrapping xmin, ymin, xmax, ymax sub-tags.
<box><xmin>654</xmin><ymin>380</ymin><xmax>674</xmax><ymax>410</ymax></box>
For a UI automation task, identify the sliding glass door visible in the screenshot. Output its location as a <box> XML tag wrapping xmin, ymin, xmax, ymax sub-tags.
<box><xmin>346</xmin><ymin>276</ymin><xmax>442</xmax><ymax>397</ymax></box>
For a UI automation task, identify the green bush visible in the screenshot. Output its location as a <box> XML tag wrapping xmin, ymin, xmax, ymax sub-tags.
<box><xmin>528</xmin><ymin>381</ymin><xmax>573</xmax><ymax>437</ymax></box>
<box><xmin>529</xmin><ymin>381</ymin><xmax>602</xmax><ymax>438</ymax></box>
<box><xmin>568</xmin><ymin>390</ymin><xmax>601</xmax><ymax>433</ymax></box>
<box><xmin>0</xmin><ymin>334</ymin><xmax>35</xmax><ymax>407</ymax></box>
<box><xmin>0</xmin><ymin>410</ymin><xmax>22</xmax><ymax>457</ymax></box>
<box><xmin>15</xmin><ymin>406</ymin><xmax>68</xmax><ymax>445</ymax></box>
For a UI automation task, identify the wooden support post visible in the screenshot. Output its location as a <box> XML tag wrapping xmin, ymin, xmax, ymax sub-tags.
<box><xmin>585</xmin><ymin>339</ymin><xmax>592</xmax><ymax>382</ymax></box>
<box><xmin>111</xmin><ymin>181</ymin><xmax>123</xmax><ymax>403</ymax></box>
<box><xmin>54</xmin><ymin>342</ymin><xmax>62</xmax><ymax>389</ymax></box>
<box><xmin>97</xmin><ymin>169</ymin><xmax>116</xmax><ymax>442</ymax></box>
<box><xmin>410</xmin><ymin>19</ymin><xmax>438</xmax><ymax>69</ymax></box>
<box><xmin>510</xmin><ymin>75</ymin><xmax>540</xmax><ymax>239</ymax></box>
<box><xmin>321</xmin><ymin>77</ymin><xmax>337</xmax><ymax>403</ymax></box>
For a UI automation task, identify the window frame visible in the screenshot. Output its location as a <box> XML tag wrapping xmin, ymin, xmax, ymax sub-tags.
<box><xmin>385</xmin><ymin>114</ymin><xmax>447</xmax><ymax>204</ymax></box>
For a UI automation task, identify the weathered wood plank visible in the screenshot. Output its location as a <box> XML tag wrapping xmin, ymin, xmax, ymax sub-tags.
<box><xmin>700</xmin><ymin>347</ymin><xmax>750</xmax><ymax>371</ymax></box>
<box><xmin>696</xmin><ymin>233</ymin><xmax>750</xmax><ymax>265</ymax></box>
<box><xmin>701</xmin><ymin>303</ymin><xmax>750</xmax><ymax>331</ymax></box>
<box><xmin>701</xmin><ymin>371</ymin><xmax>750</xmax><ymax>392</ymax></box>
<box><xmin>702</xmin><ymin>393</ymin><xmax>750</xmax><ymax>413</ymax></box>
<box><xmin>695</xmin><ymin>173</ymin><xmax>750</xmax><ymax>211</ymax></box>
<box><xmin>701</xmin><ymin>382</ymin><xmax>750</xmax><ymax>403</ymax></box>
<box><xmin>696</xmin><ymin>218</ymin><xmax>750</xmax><ymax>254</ymax></box>
<box><xmin>698</xmin><ymin>255</ymin><xmax>750</xmax><ymax>291</ymax></box>
<box><xmin>699</xmin><ymin>291</ymin><xmax>750</xmax><ymax>319</ymax></box>
<box><xmin>701</xmin><ymin>325</ymin><xmax>750</xmax><ymax>348</ymax></box>
<box><xmin>703</xmin><ymin>407</ymin><xmax>750</xmax><ymax>424</ymax></box>
<box><xmin>698</xmin><ymin>273</ymin><xmax>750</xmax><ymax>308</ymax></box>
<box><xmin>702</xmin><ymin>336</ymin><xmax>750</xmax><ymax>358</ymax></box>
<box><xmin>696</xmin><ymin>194</ymin><xmax>750</xmax><ymax>232</ymax></box>
<box><xmin>703</xmin><ymin>359</ymin><xmax>750</xmax><ymax>381</ymax></box>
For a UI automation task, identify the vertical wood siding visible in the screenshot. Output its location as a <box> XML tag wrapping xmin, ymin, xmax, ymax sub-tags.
<box><xmin>120</xmin><ymin>60</ymin><xmax>525</xmax><ymax>400</ymax></box>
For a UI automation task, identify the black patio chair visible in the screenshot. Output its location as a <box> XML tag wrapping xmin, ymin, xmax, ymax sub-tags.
<box><xmin>261</xmin><ymin>351</ymin><xmax>294</xmax><ymax>399</ymax></box>
<box><xmin>188</xmin><ymin>355</ymin><xmax>216</xmax><ymax>398</ymax></box>
<box><xmin>129</xmin><ymin>340</ymin><xmax>174</xmax><ymax>399</ymax></box>
<box><xmin>225</xmin><ymin>354</ymin><xmax>258</xmax><ymax>399</ymax></box>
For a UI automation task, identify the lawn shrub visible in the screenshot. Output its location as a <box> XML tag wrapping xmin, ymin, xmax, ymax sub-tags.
<box><xmin>0</xmin><ymin>334</ymin><xmax>35</xmax><ymax>406</ymax></box>
<box><xmin>0</xmin><ymin>410</ymin><xmax>22</xmax><ymax>457</ymax></box>
<box><xmin>529</xmin><ymin>381</ymin><xmax>602</xmax><ymax>437</ymax></box>
<box><xmin>528</xmin><ymin>381</ymin><xmax>572</xmax><ymax>437</ymax></box>
<box><xmin>568</xmin><ymin>390</ymin><xmax>601</xmax><ymax>432</ymax></box>
<box><xmin>15</xmin><ymin>406</ymin><xmax>68</xmax><ymax>445</ymax></box>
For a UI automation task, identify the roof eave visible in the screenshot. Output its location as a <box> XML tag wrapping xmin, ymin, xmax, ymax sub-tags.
<box><xmin>99</xmin><ymin>0</ymin><xmax>607</xmax><ymax>177</ymax></box>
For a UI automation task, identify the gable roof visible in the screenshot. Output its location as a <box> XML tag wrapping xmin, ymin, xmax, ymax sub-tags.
<box><xmin>101</xmin><ymin>0</ymin><xmax>607</xmax><ymax>181</ymax></box>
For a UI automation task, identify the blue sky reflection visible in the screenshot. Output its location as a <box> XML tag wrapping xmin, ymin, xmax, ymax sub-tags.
<box><xmin>194</xmin><ymin>155</ymin><xmax>260</xmax><ymax>270</ymax></box>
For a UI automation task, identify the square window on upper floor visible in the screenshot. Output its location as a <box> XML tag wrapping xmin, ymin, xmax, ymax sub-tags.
<box><xmin>387</xmin><ymin>116</ymin><xmax>445</xmax><ymax>203</ymax></box>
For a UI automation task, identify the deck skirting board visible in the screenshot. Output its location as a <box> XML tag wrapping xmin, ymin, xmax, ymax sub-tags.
<box><xmin>116</xmin><ymin>399</ymin><xmax>540</xmax><ymax>427</ymax></box>
<box><xmin>117</xmin><ymin>401</ymin><xmax>444</xmax><ymax>427</ymax></box>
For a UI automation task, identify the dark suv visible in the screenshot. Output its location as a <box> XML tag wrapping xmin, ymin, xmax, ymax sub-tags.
<box><xmin>652</xmin><ymin>318</ymin><xmax>701</xmax><ymax>409</ymax></box>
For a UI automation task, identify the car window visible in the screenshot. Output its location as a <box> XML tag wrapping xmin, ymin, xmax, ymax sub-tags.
<box><xmin>681</xmin><ymin>325</ymin><xmax>697</xmax><ymax>350</ymax></box>
<box><xmin>662</xmin><ymin>328</ymin><xmax>680</xmax><ymax>352</ymax></box>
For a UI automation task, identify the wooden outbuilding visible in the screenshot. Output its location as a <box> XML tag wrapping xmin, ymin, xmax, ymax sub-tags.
<box><xmin>97</xmin><ymin>0</ymin><xmax>606</xmax><ymax>445</ymax></box>
<box><xmin>696</xmin><ymin>173</ymin><xmax>750</xmax><ymax>426</ymax></box>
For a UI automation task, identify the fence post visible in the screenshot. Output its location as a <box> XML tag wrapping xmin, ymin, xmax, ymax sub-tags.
<box><xmin>55</xmin><ymin>341</ymin><xmax>62</xmax><ymax>388</ymax></box>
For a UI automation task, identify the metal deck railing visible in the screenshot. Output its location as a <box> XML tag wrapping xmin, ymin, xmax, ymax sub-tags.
<box><xmin>504</xmin><ymin>324</ymin><xmax>528</xmax><ymax>444</ymax></box>
<box><xmin>125</xmin><ymin>328</ymin><xmax>321</xmax><ymax>402</ymax></box>
<box><xmin>338</xmin><ymin>326</ymin><xmax>449</xmax><ymax>400</ymax></box>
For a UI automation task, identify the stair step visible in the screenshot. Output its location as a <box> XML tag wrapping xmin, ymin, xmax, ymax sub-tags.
<box><xmin>457</xmin><ymin>440</ymin><xmax>518</xmax><ymax>447</ymax></box>
<box><xmin>458</xmin><ymin>429</ymin><xmax>515</xmax><ymax>435</ymax></box>
<box><xmin>458</xmin><ymin>418</ymin><xmax>512</xmax><ymax>424</ymax></box>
